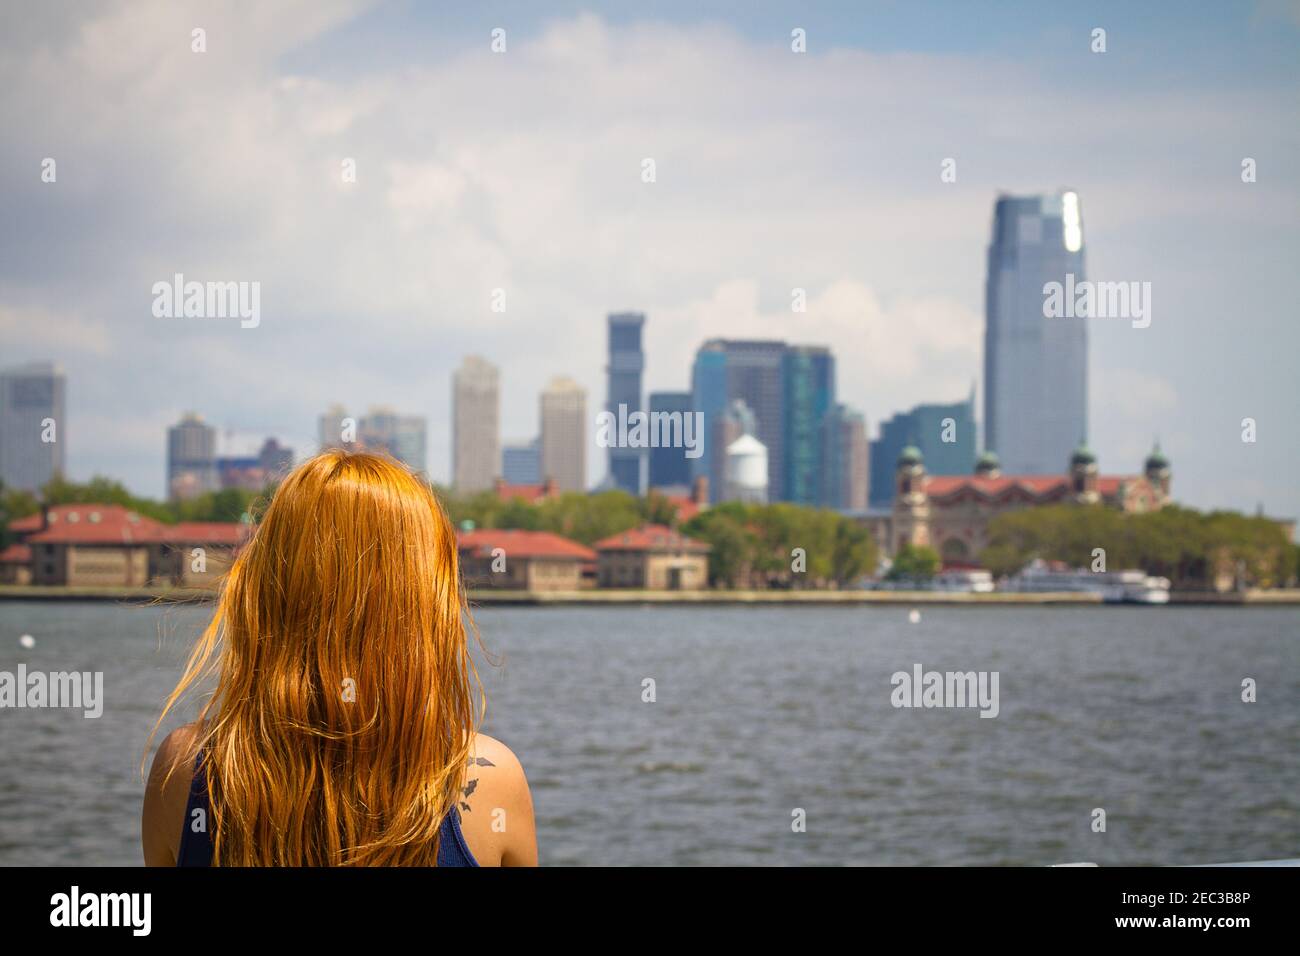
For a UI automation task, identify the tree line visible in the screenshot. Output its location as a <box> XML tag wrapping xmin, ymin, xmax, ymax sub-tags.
<box><xmin>981</xmin><ymin>504</ymin><xmax>1298</xmax><ymax>589</ymax></box>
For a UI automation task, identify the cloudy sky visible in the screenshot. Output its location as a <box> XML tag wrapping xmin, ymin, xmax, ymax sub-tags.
<box><xmin>2</xmin><ymin>0</ymin><xmax>1298</xmax><ymax>516</ymax></box>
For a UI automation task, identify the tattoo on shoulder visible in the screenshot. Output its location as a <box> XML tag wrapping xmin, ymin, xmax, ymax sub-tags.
<box><xmin>459</xmin><ymin>757</ymin><xmax>495</xmax><ymax>812</ymax></box>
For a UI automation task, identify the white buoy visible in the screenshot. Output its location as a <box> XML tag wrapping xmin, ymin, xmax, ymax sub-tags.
<box><xmin>908</xmin><ymin>609</ymin><xmax>921</xmax><ymax>624</ymax></box>
<box><xmin>19</xmin><ymin>634</ymin><xmax>35</xmax><ymax>649</ymax></box>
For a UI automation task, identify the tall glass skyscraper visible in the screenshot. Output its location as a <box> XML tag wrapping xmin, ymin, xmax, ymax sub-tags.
<box><xmin>647</xmin><ymin>391</ymin><xmax>694</xmax><ymax>490</ymax></box>
<box><xmin>782</xmin><ymin>345</ymin><xmax>835</xmax><ymax>506</ymax></box>
<box><xmin>984</xmin><ymin>191</ymin><xmax>1087</xmax><ymax>474</ymax></box>
<box><xmin>606</xmin><ymin>312</ymin><xmax>645</xmax><ymax>495</ymax></box>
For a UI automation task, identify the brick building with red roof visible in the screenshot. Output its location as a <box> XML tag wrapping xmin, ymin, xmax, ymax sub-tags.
<box><xmin>457</xmin><ymin>528</ymin><xmax>596</xmax><ymax>591</ymax></box>
<box><xmin>593</xmin><ymin>524</ymin><xmax>710</xmax><ymax>590</ymax></box>
<box><xmin>865</xmin><ymin>442</ymin><xmax>1172</xmax><ymax>564</ymax></box>
<box><xmin>491</xmin><ymin>477</ymin><xmax>561</xmax><ymax>505</ymax></box>
<box><xmin>3</xmin><ymin>504</ymin><xmax>251</xmax><ymax>588</ymax></box>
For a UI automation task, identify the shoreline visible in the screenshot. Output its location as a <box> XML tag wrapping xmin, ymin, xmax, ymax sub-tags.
<box><xmin>1</xmin><ymin>585</ymin><xmax>1298</xmax><ymax>606</ymax></box>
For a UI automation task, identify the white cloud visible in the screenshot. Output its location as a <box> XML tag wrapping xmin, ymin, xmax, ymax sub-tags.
<box><xmin>0</xmin><ymin>5</ymin><xmax>1296</xmax><ymax>516</ymax></box>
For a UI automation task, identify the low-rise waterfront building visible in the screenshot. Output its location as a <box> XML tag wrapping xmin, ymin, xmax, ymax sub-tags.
<box><xmin>457</xmin><ymin>528</ymin><xmax>595</xmax><ymax>591</ymax></box>
<box><xmin>594</xmin><ymin>524</ymin><xmax>710</xmax><ymax>590</ymax></box>
<box><xmin>864</xmin><ymin>443</ymin><xmax>1173</xmax><ymax>564</ymax></box>
<box><xmin>5</xmin><ymin>505</ymin><xmax>250</xmax><ymax>588</ymax></box>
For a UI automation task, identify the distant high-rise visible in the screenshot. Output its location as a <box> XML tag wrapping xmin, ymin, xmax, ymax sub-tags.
<box><xmin>606</xmin><ymin>313</ymin><xmax>645</xmax><ymax>495</ymax></box>
<box><xmin>540</xmin><ymin>377</ymin><xmax>586</xmax><ymax>493</ymax></box>
<box><xmin>501</xmin><ymin>438</ymin><xmax>540</xmax><ymax>485</ymax></box>
<box><xmin>216</xmin><ymin>437</ymin><xmax>294</xmax><ymax>492</ymax></box>
<box><xmin>360</xmin><ymin>408</ymin><xmax>427</xmax><ymax>473</ymax></box>
<box><xmin>452</xmin><ymin>356</ymin><xmax>500</xmax><ymax>492</ymax></box>
<box><xmin>692</xmin><ymin>340</ymin><xmax>789</xmax><ymax>503</ymax></box>
<box><xmin>319</xmin><ymin>404</ymin><xmax>350</xmax><ymax>450</ymax></box>
<box><xmin>0</xmin><ymin>361</ymin><xmax>65</xmax><ymax>493</ymax></box>
<box><xmin>984</xmin><ymin>191</ymin><xmax>1088</xmax><ymax>474</ymax></box>
<box><xmin>869</xmin><ymin>390</ymin><xmax>976</xmax><ymax>508</ymax></box>
<box><xmin>257</xmin><ymin>438</ymin><xmax>294</xmax><ymax>479</ymax></box>
<box><xmin>647</xmin><ymin>391</ymin><xmax>693</xmax><ymax>490</ymax></box>
<box><xmin>783</xmin><ymin>346</ymin><xmax>835</xmax><ymax>506</ymax></box>
<box><xmin>822</xmin><ymin>404</ymin><xmax>869</xmax><ymax>511</ymax></box>
<box><xmin>167</xmin><ymin>412</ymin><xmax>218</xmax><ymax>501</ymax></box>
<box><xmin>319</xmin><ymin>405</ymin><xmax>426</xmax><ymax>473</ymax></box>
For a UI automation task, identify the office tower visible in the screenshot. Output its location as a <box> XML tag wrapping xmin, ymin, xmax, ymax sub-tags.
<box><xmin>360</xmin><ymin>408</ymin><xmax>427</xmax><ymax>473</ymax></box>
<box><xmin>606</xmin><ymin>313</ymin><xmax>645</xmax><ymax>495</ymax></box>
<box><xmin>783</xmin><ymin>346</ymin><xmax>835</xmax><ymax>506</ymax></box>
<box><xmin>167</xmin><ymin>412</ymin><xmax>218</xmax><ymax>500</ymax></box>
<box><xmin>0</xmin><ymin>361</ymin><xmax>66</xmax><ymax>493</ymax></box>
<box><xmin>821</xmin><ymin>404</ymin><xmax>869</xmax><ymax>511</ymax></box>
<box><xmin>984</xmin><ymin>190</ymin><xmax>1088</xmax><ymax>474</ymax></box>
<box><xmin>647</xmin><ymin>391</ymin><xmax>694</xmax><ymax>490</ymax></box>
<box><xmin>452</xmin><ymin>356</ymin><xmax>500</xmax><ymax>492</ymax></box>
<box><xmin>540</xmin><ymin>377</ymin><xmax>586</xmax><ymax>493</ymax></box>
<box><xmin>869</xmin><ymin>390</ymin><xmax>976</xmax><ymax>508</ymax></box>
<box><xmin>690</xmin><ymin>344</ymin><xmax>728</xmax><ymax>493</ymax></box>
<box><xmin>319</xmin><ymin>404</ymin><xmax>350</xmax><ymax>449</ymax></box>
<box><xmin>257</xmin><ymin>438</ymin><xmax>294</xmax><ymax>479</ymax></box>
<box><xmin>501</xmin><ymin>438</ymin><xmax>541</xmax><ymax>484</ymax></box>
<box><xmin>691</xmin><ymin>339</ymin><xmax>789</xmax><ymax>503</ymax></box>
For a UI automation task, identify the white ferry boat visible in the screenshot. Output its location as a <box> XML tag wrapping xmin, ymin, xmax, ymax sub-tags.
<box><xmin>931</xmin><ymin>569</ymin><xmax>995</xmax><ymax>593</ymax></box>
<box><xmin>1001</xmin><ymin>559</ymin><xmax>1171</xmax><ymax>604</ymax></box>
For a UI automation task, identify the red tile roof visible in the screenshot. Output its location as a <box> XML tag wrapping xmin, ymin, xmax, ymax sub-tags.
<box><xmin>593</xmin><ymin>524</ymin><xmax>710</xmax><ymax>553</ymax></box>
<box><xmin>0</xmin><ymin>543</ymin><xmax>31</xmax><ymax>563</ymax></box>
<box><xmin>24</xmin><ymin>505</ymin><xmax>169</xmax><ymax>545</ymax></box>
<box><xmin>457</xmin><ymin>529</ymin><xmax>595</xmax><ymax>561</ymax></box>
<box><xmin>17</xmin><ymin>504</ymin><xmax>248</xmax><ymax>547</ymax></box>
<box><xmin>7</xmin><ymin>512</ymin><xmax>44</xmax><ymax>533</ymax></box>
<box><xmin>662</xmin><ymin>495</ymin><xmax>702</xmax><ymax>523</ymax></box>
<box><xmin>924</xmin><ymin>474</ymin><xmax>1134</xmax><ymax>503</ymax></box>
<box><xmin>494</xmin><ymin>484</ymin><xmax>546</xmax><ymax>503</ymax></box>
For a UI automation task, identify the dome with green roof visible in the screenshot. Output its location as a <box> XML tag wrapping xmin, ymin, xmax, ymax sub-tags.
<box><xmin>1145</xmin><ymin>441</ymin><xmax>1169</xmax><ymax>470</ymax></box>
<box><xmin>1069</xmin><ymin>441</ymin><xmax>1097</xmax><ymax>467</ymax></box>
<box><xmin>897</xmin><ymin>444</ymin><xmax>923</xmax><ymax>467</ymax></box>
<box><xmin>975</xmin><ymin>449</ymin><xmax>1000</xmax><ymax>471</ymax></box>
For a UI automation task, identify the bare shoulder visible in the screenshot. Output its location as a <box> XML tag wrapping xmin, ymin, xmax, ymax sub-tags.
<box><xmin>141</xmin><ymin>721</ymin><xmax>203</xmax><ymax>866</ymax></box>
<box><xmin>457</xmin><ymin>733</ymin><xmax>538</xmax><ymax>867</ymax></box>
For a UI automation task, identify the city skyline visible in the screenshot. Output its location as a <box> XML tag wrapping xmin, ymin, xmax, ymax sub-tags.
<box><xmin>1</xmin><ymin>4</ymin><xmax>1296</xmax><ymax>516</ymax></box>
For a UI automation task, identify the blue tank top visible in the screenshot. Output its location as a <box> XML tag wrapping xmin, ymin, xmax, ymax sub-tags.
<box><xmin>176</xmin><ymin>752</ymin><xmax>478</xmax><ymax>867</ymax></box>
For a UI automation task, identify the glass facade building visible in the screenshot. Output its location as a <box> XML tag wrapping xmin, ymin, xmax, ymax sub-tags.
<box><xmin>782</xmin><ymin>346</ymin><xmax>835</xmax><ymax>507</ymax></box>
<box><xmin>606</xmin><ymin>312</ymin><xmax>645</xmax><ymax>495</ymax></box>
<box><xmin>984</xmin><ymin>191</ymin><xmax>1088</xmax><ymax>474</ymax></box>
<box><xmin>647</xmin><ymin>391</ymin><xmax>694</xmax><ymax>490</ymax></box>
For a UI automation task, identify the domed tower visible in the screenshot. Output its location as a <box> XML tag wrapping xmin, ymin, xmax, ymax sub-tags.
<box><xmin>1144</xmin><ymin>441</ymin><xmax>1171</xmax><ymax>506</ymax></box>
<box><xmin>974</xmin><ymin>449</ymin><xmax>1001</xmax><ymax>479</ymax></box>
<box><xmin>1069</xmin><ymin>441</ymin><xmax>1099</xmax><ymax>503</ymax></box>
<box><xmin>892</xmin><ymin>445</ymin><xmax>930</xmax><ymax>551</ymax></box>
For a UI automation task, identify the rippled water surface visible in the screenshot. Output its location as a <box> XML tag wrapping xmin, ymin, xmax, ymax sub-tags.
<box><xmin>1</xmin><ymin>601</ymin><xmax>1297</xmax><ymax>865</ymax></box>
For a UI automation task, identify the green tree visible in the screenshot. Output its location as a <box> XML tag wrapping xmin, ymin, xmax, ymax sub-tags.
<box><xmin>887</xmin><ymin>543</ymin><xmax>940</xmax><ymax>582</ymax></box>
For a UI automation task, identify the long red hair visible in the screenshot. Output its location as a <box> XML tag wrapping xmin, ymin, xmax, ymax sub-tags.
<box><xmin>154</xmin><ymin>449</ymin><xmax>482</xmax><ymax>865</ymax></box>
